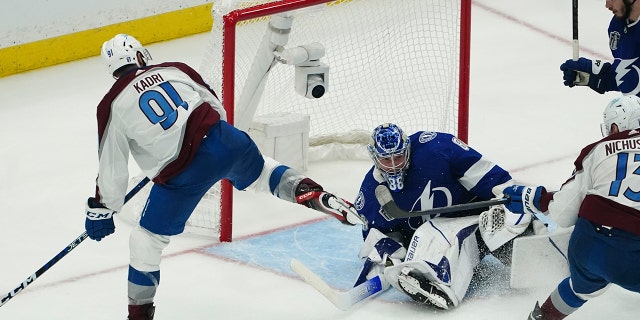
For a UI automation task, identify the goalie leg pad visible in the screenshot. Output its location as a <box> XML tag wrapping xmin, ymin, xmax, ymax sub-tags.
<box><xmin>355</xmin><ymin>229</ymin><xmax>406</xmax><ymax>285</ymax></box>
<box><xmin>385</xmin><ymin>216</ymin><xmax>480</xmax><ymax>307</ymax></box>
<box><xmin>358</xmin><ymin>228</ymin><xmax>406</xmax><ymax>264</ymax></box>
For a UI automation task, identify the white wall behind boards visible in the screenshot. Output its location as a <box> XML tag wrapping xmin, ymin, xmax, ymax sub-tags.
<box><xmin>0</xmin><ymin>0</ymin><xmax>211</xmax><ymax>48</ymax></box>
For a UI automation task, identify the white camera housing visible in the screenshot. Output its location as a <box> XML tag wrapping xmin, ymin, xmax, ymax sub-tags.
<box><xmin>273</xmin><ymin>42</ymin><xmax>329</xmax><ymax>99</ymax></box>
<box><xmin>295</xmin><ymin>62</ymin><xmax>329</xmax><ymax>99</ymax></box>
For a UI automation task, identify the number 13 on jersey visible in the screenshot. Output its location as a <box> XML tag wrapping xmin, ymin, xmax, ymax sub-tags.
<box><xmin>610</xmin><ymin>152</ymin><xmax>640</xmax><ymax>201</ymax></box>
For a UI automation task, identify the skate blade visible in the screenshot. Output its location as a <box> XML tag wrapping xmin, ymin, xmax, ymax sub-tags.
<box><xmin>397</xmin><ymin>273</ymin><xmax>449</xmax><ymax>310</ymax></box>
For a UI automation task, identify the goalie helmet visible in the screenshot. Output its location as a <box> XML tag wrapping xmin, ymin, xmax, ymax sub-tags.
<box><xmin>101</xmin><ymin>34</ymin><xmax>152</xmax><ymax>78</ymax></box>
<box><xmin>601</xmin><ymin>95</ymin><xmax>640</xmax><ymax>136</ymax></box>
<box><xmin>368</xmin><ymin>123</ymin><xmax>411</xmax><ymax>192</ymax></box>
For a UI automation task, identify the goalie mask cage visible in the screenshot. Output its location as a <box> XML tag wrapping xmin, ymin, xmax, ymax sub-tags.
<box><xmin>166</xmin><ymin>0</ymin><xmax>470</xmax><ymax>241</ymax></box>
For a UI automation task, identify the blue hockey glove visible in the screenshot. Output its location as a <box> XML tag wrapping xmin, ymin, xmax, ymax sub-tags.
<box><xmin>85</xmin><ymin>197</ymin><xmax>115</xmax><ymax>241</ymax></box>
<box><xmin>502</xmin><ymin>185</ymin><xmax>546</xmax><ymax>216</ymax></box>
<box><xmin>560</xmin><ymin>58</ymin><xmax>616</xmax><ymax>94</ymax></box>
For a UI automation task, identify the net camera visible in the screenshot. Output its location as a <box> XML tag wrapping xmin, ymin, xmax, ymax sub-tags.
<box><xmin>295</xmin><ymin>63</ymin><xmax>328</xmax><ymax>99</ymax></box>
<box><xmin>274</xmin><ymin>42</ymin><xmax>329</xmax><ymax>99</ymax></box>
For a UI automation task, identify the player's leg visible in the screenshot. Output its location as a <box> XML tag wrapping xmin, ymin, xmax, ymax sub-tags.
<box><xmin>129</xmin><ymin>153</ymin><xmax>225</xmax><ymax>319</ymax></box>
<box><xmin>529</xmin><ymin>218</ymin><xmax>612</xmax><ymax>319</ymax></box>
<box><xmin>128</xmin><ymin>225</ymin><xmax>170</xmax><ymax>320</ymax></box>
<box><xmin>385</xmin><ymin>215</ymin><xmax>481</xmax><ymax>309</ymax></box>
<box><xmin>208</xmin><ymin>121</ymin><xmax>363</xmax><ymax>224</ymax></box>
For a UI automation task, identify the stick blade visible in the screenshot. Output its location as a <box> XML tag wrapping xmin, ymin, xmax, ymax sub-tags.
<box><xmin>290</xmin><ymin>259</ymin><xmax>388</xmax><ymax>310</ymax></box>
<box><xmin>290</xmin><ymin>258</ymin><xmax>349</xmax><ymax>310</ymax></box>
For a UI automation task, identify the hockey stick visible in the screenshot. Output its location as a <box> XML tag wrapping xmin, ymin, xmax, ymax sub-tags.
<box><xmin>0</xmin><ymin>177</ymin><xmax>151</xmax><ymax>308</ymax></box>
<box><xmin>571</xmin><ymin>0</ymin><xmax>589</xmax><ymax>84</ymax></box>
<box><xmin>572</xmin><ymin>0</ymin><xmax>579</xmax><ymax>60</ymax></box>
<box><xmin>290</xmin><ymin>259</ymin><xmax>389</xmax><ymax>310</ymax></box>
<box><xmin>374</xmin><ymin>185</ymin><xmax>509</xmax><ymax>220</ymax></box>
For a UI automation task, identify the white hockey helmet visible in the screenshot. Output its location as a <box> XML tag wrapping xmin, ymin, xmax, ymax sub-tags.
<box><xmin>101</xmin><ymin>34</ymin><xmax>152</xmax><ymax>78</ymax></box>
<box><xmin>601</xmin><ymin>95</ymin><xmax>640</xmax><ymax>136</ymax></box>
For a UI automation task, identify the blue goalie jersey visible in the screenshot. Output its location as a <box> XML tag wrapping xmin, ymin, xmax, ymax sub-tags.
<box><xmin>353</xmin><ymin>131</ymin><xmax>512</xmax><ymax>244</ymax></box>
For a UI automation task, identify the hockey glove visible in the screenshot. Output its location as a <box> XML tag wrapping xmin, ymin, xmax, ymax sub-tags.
<box><xmin>297</xmin><ymin>191</ymin><xmax>365</xmax><ymax>225</ymax></box>
<box><xmin>560</xmin><ymin>58</ymin><xmax>616</xmax><ymax>94</ymax></box>
<box><xmin>295</xmin><ymin>178</ymin><xmax>365</xmax><ymax>225</ymax></box>
<box><xmin>479</xmin><ymin>205</ymin><xmax>531</xmax><ymax>251</ymax></box>
<box><xmin>502</xmin><ymin>185</ymin><xmax>545</xmax><ymax>217</ymax></box>
<box><xmin>85</xmin><ymin>197</ymin><xmax>116</xmax><ymax>241</ymax></box>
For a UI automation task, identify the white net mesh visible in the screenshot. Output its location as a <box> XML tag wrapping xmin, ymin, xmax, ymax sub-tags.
<box><xmin>122</xmin><ymin>0</ymin><xmax>465</xmax><ymax>238</ymax></box>
<box><xmin>200</xmin><ymin>0</ymin><xmax>462</xmax><ymax>147</ymax></box>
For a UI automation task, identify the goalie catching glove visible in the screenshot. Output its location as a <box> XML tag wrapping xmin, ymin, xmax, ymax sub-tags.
<box><xmin>85</xmin><ymin>197</ymin><xmax>116</xmax><ymax>241</ymax></box>
<box><xmin>295</xmin><ymin>178</ymin><xmax>365</xmax><ymax>225</ymax></box>
<box><xmin>479</xmin><ymin>204</ymin><xmax>531</xmax><ymax>251</ymax></box>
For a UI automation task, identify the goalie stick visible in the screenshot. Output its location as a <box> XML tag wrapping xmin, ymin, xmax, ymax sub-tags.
<box><xmin>374</xmin><ymin>185</ymin><xmax>509</xmax><ymax>220</ymax></box>
<box><xmin>0</xmin><ymin>177</ymin><xmax>151</xmax><ymax>308</ymax></box>
<box><xmin>290</xmin><ymin>259</ymin><xmax>389</xmax><ymax>310</ymax></box>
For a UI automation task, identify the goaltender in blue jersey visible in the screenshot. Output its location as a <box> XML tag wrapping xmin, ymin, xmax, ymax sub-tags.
<box><xmin>560</xmin><ymin>0</ymin><xmax>640</xmax><ymax>95</ymax></box>
<box><xmin>352</xmin><ymin>123</ymin><xmax>528</xmax><ymax>310</ymax></box>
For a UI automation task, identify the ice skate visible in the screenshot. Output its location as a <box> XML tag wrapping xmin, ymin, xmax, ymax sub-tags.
<box><xmin>397</xmin><ymin>267</ymin><xmax>452</xmax><ymax>310</ymax></box>
<box><xmin>528</xmin><ymin>301</ymin><xmax>544</xmax><ymax>320</ymax></box>
<box><xmin>127</xmin><ymin>303</ymin><xmax>155</xmax><ymax>320</ymax></box>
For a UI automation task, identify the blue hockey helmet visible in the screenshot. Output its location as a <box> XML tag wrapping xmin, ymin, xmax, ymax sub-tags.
<box><xmin>367</xmin><ymin>123</ymin><xmax>411</xmax><ymax>192</ymax></box>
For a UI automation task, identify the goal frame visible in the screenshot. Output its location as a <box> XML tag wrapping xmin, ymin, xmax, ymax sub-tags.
<box><xmin>217</xmin><ymin>0</ymin><xmax>471</xmax><ymax>242</ymax></box>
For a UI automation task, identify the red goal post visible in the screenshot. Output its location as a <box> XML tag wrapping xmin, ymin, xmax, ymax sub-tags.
<box><xmin>201</xmin><ymin>0</ymin><xmax>471</xmax><ymax>242</ymax></box>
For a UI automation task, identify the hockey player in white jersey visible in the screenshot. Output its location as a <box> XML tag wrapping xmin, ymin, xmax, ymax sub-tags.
<box><xmin>84</xmin><ymin>34</ymin><xmax>364</xmax><ymax>320</ymax></box>
<box><xmin>503</xmin><ymin>95</ymin><xmax>640</xmax><ymax>319</ymax></box>
<box><xmin>353</xmin><ymin>123</ymin><xmax>531</xmax><ymax>310</ymax></box>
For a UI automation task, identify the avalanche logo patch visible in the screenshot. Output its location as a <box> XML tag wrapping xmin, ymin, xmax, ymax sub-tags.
<box><xmin>419</xmin><ymin>131</ymin><xmax>437</xmax><ymax>143</ymax></box>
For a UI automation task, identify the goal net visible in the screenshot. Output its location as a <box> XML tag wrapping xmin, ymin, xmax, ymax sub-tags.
<box><xmin>120</xmin><ymin>0</ymin><xmax>470</xmax><ymax>241</ymax></box>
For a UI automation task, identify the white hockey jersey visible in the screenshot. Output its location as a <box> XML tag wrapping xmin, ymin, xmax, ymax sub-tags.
<box><xmin>544</xmin><ymin>129</ymin><xmax>640</xmax><ymax>236</ymax></box>
<box><xmin>94</xmin><ymin>62</ymin><xmax>226</xmax><ymax>211</ymax></box>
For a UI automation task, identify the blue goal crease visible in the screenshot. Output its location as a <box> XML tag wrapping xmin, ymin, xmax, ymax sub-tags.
<box><xmin>202</xmin><ymin>219</ymin><xmax>513</xmax><ymax>303</ymax></box>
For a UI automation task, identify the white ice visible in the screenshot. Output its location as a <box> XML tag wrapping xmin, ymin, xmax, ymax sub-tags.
<box><xmin>0</xmin><ymin>0</ymin><xmax>638</xmax><ymax>319</ymax></box>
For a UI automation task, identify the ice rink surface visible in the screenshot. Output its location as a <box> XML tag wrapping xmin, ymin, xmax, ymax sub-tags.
<box><xmin>1</xmin><ymin>0</ymin><xmax>639</xmax><ymax>319</ymax></box>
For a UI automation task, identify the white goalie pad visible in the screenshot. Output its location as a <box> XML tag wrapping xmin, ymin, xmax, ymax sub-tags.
<box><xmin>509</xmin><ymin>225</ymin><xmax>573</xmax><ymax>289</ymax></box>
<box><xmin>479</xmin><ymin>204</ymin><xmax>531</xmax><ymax>251</ymax></box>
<box><xmin>357</xmin><ymin>228</ymin><xmax>406</xmax><ymax>281</ymax></box>
<box><xmin>384</xmin><ymin>215</ymin><xmax>480</xmax><ymax>307</ymax></box>
<box><xmin>358</xmin><ymin>228</ymin><xmax>406</xmax><ymax>264</ymax></box>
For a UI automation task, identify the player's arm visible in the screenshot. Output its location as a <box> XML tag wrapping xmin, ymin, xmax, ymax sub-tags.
<box><xmin>447</xmin><ymin>135</ymin><xmax>512</xmax><ymax>200</ymax></box>
<box><xmin>86</xmin><ymin>116</ymin><xmax>131</xmax><ymax>241</ymax></box>
<box><xmin>95</xmin><ymin>122</ymin><xmax>132</xmax><ymax>212</ymax></box>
